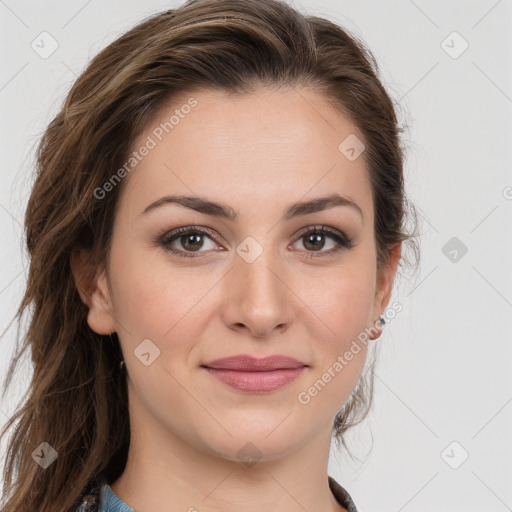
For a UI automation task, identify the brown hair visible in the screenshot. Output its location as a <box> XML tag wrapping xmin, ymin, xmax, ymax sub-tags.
<box><xmin>0</xmin><ymin>0</ymin><xmax>419</xmax><ymax>510</ymax></box>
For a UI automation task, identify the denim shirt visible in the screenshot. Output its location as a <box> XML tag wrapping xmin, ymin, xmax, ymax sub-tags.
<box><xmin>77</xmin><ymin>476</ymin><xmax>358</xmax><ymax>511</ymax></box>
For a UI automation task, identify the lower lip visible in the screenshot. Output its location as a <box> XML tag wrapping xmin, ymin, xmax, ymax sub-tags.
<box><xmin>202</xmin><ymin>367</ymin><xmax>307</xmax><ymax>392</ymax></box>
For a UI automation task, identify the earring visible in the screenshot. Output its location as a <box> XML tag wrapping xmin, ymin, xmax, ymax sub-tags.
<box><xmin>119</xmin><ymin>360</ymin><xmax>125</xmax><ymax>370</ymax></box>
<box><xmin>370</xmin><ymin>315</ymin><xmax>386</xmax><ymax>340</ymax></box>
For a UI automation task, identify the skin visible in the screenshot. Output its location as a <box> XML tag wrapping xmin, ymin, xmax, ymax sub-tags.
<box><xmin>72</xmin><ymin>86</ymin><xmax>401</xmax><ymax>512</ymax></box>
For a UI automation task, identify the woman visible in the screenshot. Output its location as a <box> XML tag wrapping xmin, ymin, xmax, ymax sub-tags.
<box><xmin>0</xmin><ymin>0</ymin><xmax>419</xmax><ymax>510</ymax></box>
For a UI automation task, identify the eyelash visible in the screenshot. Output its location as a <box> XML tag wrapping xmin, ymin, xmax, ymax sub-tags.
<box><xmin>156</xmin><ymin>224</ymin><xmax>354</xmax><ymax>260</ymax></box>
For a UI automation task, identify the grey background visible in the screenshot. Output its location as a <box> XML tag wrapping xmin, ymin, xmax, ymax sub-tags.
<box><xmin>1</xmin><ymin>1</ymin><xmax>511</xmax><ymax>510</ymax></box>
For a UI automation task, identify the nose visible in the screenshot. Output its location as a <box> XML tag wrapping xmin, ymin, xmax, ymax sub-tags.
<box><xmin>220</xmin><ymin>247</ymin><xmax>294</xmax><ymax>339</ymax></box>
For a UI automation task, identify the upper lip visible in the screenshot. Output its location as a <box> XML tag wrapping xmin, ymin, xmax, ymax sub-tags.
<box><xmin>201</xmin><ymin>354</ymin><xmax>307</xmax><ymax>371</ymax></box>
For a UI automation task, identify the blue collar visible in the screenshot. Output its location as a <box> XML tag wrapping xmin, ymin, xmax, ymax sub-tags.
<box><xmin>97</xmin><ymin>477</ymin><xmax>357</xmax><ymax>512</ymax></box>
<box><xmin>99</xmin><ymin>485</ymin><xmax>134</xmax><ymax>512</ymax></box>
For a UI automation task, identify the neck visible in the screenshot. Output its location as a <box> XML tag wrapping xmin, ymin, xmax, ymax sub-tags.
<box><xmin>110</xmin><ymin>385</ymin><xmax>346</xmax><ymax>512</ymax></box>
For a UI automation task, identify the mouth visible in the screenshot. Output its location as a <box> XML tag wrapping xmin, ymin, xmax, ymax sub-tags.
<box><xmin>200</xmin><ymin>354</ymin><xmax>308</xmax><ymax>393</ymax></box>
<box><xmin>201</xmin><ymin>354</ymin><xmax>307</xmax><ymax>371</ymax></box>
<box><xmin>201</xmin><ymin>367</ymin><xmax>307</xmax><ymax>392</ymax></box>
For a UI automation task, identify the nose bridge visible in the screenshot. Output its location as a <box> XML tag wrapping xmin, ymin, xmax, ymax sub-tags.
<box><xmin>236</xmin><ymin>240</ymin><xmax>284</xmax><ymax>304</ymax></box>
<box><xmin>225</xmin><ymin>237</ymin><xmax>291</xmax><ymax>335</ymax></box>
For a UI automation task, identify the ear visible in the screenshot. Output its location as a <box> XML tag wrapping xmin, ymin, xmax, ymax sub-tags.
<box><xmin>373</xmin><ymin>242</ymin><xmax>402</xmax><ymax>318</ymax></box>
<box><xmin>70</xmin><ymin>249</ymin><xmax>116</xmax><ymax>335</ymax></box>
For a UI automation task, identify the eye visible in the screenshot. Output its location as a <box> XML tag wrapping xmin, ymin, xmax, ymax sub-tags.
<box><xmin>157</xmin><ymin>224</ymin><xmax>354</xmax><ymax>259</ymax></box>
<box><xmin>158</xmin><ymin>226</ymin><xmax>222</xmax><ymax>258</ymax></box>
<box><xmin>291</xmin><ymin>225</ymin><xmax>353</xmax><ymax>259</ymax></box>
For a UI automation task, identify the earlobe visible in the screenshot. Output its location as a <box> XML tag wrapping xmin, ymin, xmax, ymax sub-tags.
<box><xmin>70</xmin><ymin>250</ymin><xmax>116</xmax><ymax>335</ymax></box>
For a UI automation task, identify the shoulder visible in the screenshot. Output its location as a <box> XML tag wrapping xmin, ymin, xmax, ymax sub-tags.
<box><xmin>328</xmin><ymin>476</ymin><xmax>359</xmax><ymax>512</ymax></box>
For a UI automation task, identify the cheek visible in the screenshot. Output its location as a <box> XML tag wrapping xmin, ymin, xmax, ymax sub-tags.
<box><xmin>300</xmin><ymin>255</ymin><xmax>376</xmax><ymax>395</ymax></box>
<box><xmin>296</xmin><ymin>278</ymin><xmax>373</xmax><ymax>414</ymax></box>
<box><xmin>109</xmin><ymin>248</ymin><xmax>216</xmax><ymax>355</ymax></box>
<box><xmin>111</xmin><ymin>259</ymin><xmax>170</xmax><ymax>334</ymax></box>
<box><xmin>309</xmin><ymin>251</ymin><xmax>376</xmax><ymax>339</ymax></box>
<box><xmin>331</xmin><ymin>273</ymin><xmax>375</xmax><ymax>334</ymax></box>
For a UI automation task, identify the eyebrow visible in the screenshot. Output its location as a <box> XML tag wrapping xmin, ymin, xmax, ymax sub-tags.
<box><xmin>140</xmin><ymin>193</ymin><xmax>363</xmax><ymax>222</ymax></box>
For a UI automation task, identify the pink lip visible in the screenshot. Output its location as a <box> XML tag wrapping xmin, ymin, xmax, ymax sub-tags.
<box><xmin>201</xmin><ymin>355</ymin><xmax>308</xmax><ymax>393</ymax></box>
<box><xmin>201</xmin><ymin>354</ymin><xmax>307</xmax><ymax>371</ymax></box>
<box><xmin>203</xmin><ymin>367</ymin><xmax>306</xmax><ymax>392</ymax></box>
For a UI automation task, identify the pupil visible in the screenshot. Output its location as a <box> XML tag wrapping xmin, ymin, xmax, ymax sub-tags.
<box><xmin>183</xmin><ymin>233</ymin><xmax>203</xmax><ymax>250</ymax></box>
<box><xmin>305</xmin><ymin>233</ymin><xmax>324</xmax><ymax>251</ymax></box>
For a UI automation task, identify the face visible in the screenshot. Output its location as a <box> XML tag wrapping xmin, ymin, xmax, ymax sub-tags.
<box><xmin>76</xmin><ymin>86</ymin><xmax>399</xmax><ymax>463</ymax></box>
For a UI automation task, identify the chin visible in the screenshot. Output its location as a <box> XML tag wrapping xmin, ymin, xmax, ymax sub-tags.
<box><xmin>197</xmin><ymin>426</ymin><xmax>306</xmax><ymax>465</ymax></box>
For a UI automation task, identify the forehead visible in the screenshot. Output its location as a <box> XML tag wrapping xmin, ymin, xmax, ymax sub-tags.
<box><xmin>119</xmin><ymin>87</ymin><xmax>373</xmax><ymax>222</ymax></box>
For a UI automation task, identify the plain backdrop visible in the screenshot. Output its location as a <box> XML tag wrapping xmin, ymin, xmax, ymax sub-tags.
<box><xmin>1</xmin><ymin>1</ymin><xmax>511</xmax><ymax>510</ymax></box>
